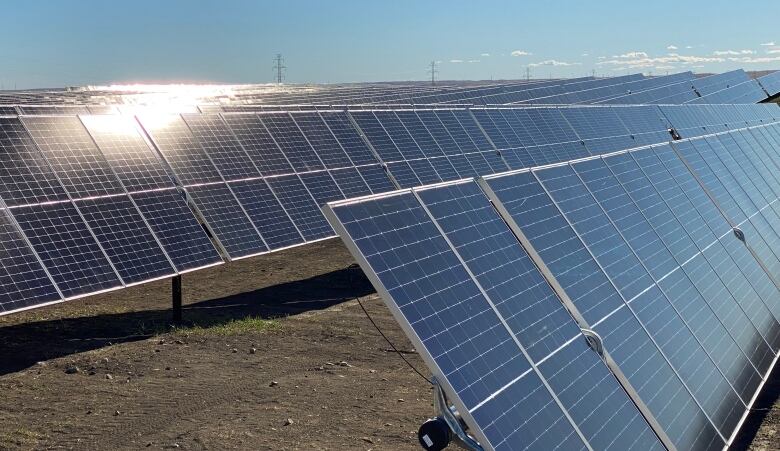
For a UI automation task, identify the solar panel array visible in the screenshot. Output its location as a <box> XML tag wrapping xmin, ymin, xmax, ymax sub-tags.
<box><xmin>0</xmin><ymin>102</ymin><xmax>778</xmax><ymax>315</ymax></box>
<box><xmin>1</xmin><ymin>70</ymin><xmax>779</xmax><ymax>110</ymax></box>
<box><xmin>325</xmin><ymin>121</ymin><xmax>780</xmax><ymax>450</ymax></box>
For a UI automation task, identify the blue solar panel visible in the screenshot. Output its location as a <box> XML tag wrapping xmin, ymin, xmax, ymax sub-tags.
<box><xmin>482</xmin><ymin>170</ymin><xmax>724</xmax><ymax>450</ymax></box>
<box><xmin>325</xmin><ymin>191</ymin><xmax>593</xmax><ymax>450</ymax></box>
<box><xmin>266</xmin><ymin>175</ymin><xmax>334</xmax><ymax>241</ymax></box>
<box><xmin>229</xmin><ymin>179</ymin><xmax>304</xmax><ymax>250</ymax></box>
<box><xmin>75</xmin><ymin>195</ymin><xmax>175</xmax><ymax>285</ymax></box>
<box><xmin>12</xmin><ymin>201</ymin><xmax>123</xmax><ymax>298</ymax></box>
<box><xmin>130</xmin><ymin>189</ymin><xmax>222</xmax><ymax>272</ymax></box>
<box><xmin>186</xmin><ymin>183</ymin><xmax>267</xmax><ymax>259</ymax></box>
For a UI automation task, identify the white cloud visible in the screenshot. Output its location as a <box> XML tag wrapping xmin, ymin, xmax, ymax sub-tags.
<box><xmin>480</xmin><ymin>53</ymin><xmax>491</xmax><ymax>57</ymax></box>
<box><xmin>581</xmin><ymin>53</ymin><xmax>589</xmax><ymax>57</ymax></box>
<box><xmin>528</xmin><ymin>59</ymin><xmax>581</xmax><ymax>67</ymax></box>
<box><xmin>768</xmin><ymin>49</ymin><xmax>780</xmax><ymax>54</ymax></box>
<box><xmin>597</xmin><ymin>56</ymin><xmax>607</xmax><ymax>60</ymax></box>
<box><xmin>449</xmin><ymin>59</ymin><xmax>463</xmax><ymax>63</ymax></box>
<box><xmin>655</xmin><ymin>65</ymin><xmax>677</xmax><ymax>70</ymax></box>
<box><xmin>727</xmin><ymin>55</ymin><xmax>780</xmax><ymax>63</ymax></box>
<box><xmin>667</xmin><ymin>45</ymin><xmax>678</xmax><ymax>50</ymax></box>
<box><xmin>713</xmin><ymin>49</ymin><xmax>756</xmax><ymax>55</ymax></box>
<box><xmin>467</xmin><ymin>59</ymin><xmax>480</xmax><ymax>63</ymax></box>
<box><xmin>613</xmin><ymin>51</ymin><xmax>649</xmax><ymax>58</ymax></box>
<box><xmin>761</xmin><ymin>41</ymin><xmax>776</xmax><ymax>46</ymax></box>
<box><xmin>685</xmin><ymin>45</ymin><xmax>694</xmax><ymax>49</ymax></box>
<box><xmin>510</xmin><ymin>50</ymin><xmax>532</xmax><ymax>57</ymax></box>
<box><xmin>597</xmin><ymin>52</ymin><xmax>726</xmax><ymax>68</ymax></box>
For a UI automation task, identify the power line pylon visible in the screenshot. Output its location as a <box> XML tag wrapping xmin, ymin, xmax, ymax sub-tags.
<box><xmin>273</xmin><ymin>53</ymin><xmax>286</xmax><ymax>84</ymax></box>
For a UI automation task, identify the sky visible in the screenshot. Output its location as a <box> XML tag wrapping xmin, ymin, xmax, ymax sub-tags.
<box><xmin>1</xmin><ymin>0</ymin><xmax>779</xmax><ymax>89</ymax></box>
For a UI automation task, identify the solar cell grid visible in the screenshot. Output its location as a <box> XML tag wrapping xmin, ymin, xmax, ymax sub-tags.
<box><xmin>451</xmin><ymin>109</ymin><xmax>496</xmax><ymax>152</ymax></box>
<box><xmin>12</xmin><ymin>201</ymin><xmax>122</xmax><ymax>298</ymax></box>
<box><xmin>80</xmin><ymin>115</ymin><xmax>175</xmax><ymax>192</ymax></box>
<box><xmin>229</xmin><ymin>179</ymin><xmax>304</xmax><ymax>250</ymax></box>
<box><xmin>136</xmin><ymin>114</ymin><xmax>224</xmax><ymax>185</ymax></box>
<box><xmin>413</xmin><ymin>110</ymin><xmax>463</xmax><ymax>156</ymax></box>
<box><xmin>221</xmin><ymin>113</ymin><xmax>294</xmax><ymax>176</ymax></box>
<box><xmin>481</xmin><ymin>170</ymin><xmax>725</xmax><ymax>450</ymax></box>
<box><xmin>328</xmin><ymin>167</ymin><xmax>373</xmax><ymax>198</ymax></box>
<box><xmin>130</xmin><ymin>189</ymin><xmax>222</xmax><ymax>272</ymax></box>
<box><xmin>0</xmin><ymin>116</ymin><xmax>69</xmax><ymax>206</ymax></box>
<box><xmin>371</xmin><ymin>111</ymin><xmax>425</xmax><ymax>160</ymax></box>
<box><xmin>182</xmin><ymin>113</ymin><xmax>261</xmax><ymax>181</ymax></box>
<box><xmin>290</xmin><ymin>112</ymin><xmax>353</xmax><ymax>169</ymax></box>
<box><xmin>325</xmin><ymin>191</ymin><xmax>590</xmax><ymax>450</ymax></box>
<box><xmin>356</xmin><ymin>164</ymin><xmax>397</xmax><ymax>193</ymax></box>
<box><xmin>75</xmin><ymin>195</ymin><xmax>175</xmax><ymax>285</ymax></box>
<box><xmin>259</xmin><ymin>113</ymin><xmax>325</xmax><ymax>172</ymax></box>
<box><xmin>432</xmin><ymin>109</ymin><xmax>481</xmax><ymax>153</ymax></box>
<box><xmin>0</xmin><ymin>207</ymin><xmax>61</xmax><ymax>313</ymax></box>
<box><xmin>319</xmin><ymin>111</ymin><xmax>378</xmax><ymax>166</ymax></box>
<box><xmin>569</xmin><ymin>157</ymin><xmax>747</xmax><ymax>437</ymax></box>
<box><xmin>22</xmin><ymin>115</ymin><xmax>125</xmax><ymax>199</ymax></box>
<box><xmin>266</xmin><ymin>175</ymin><xmax>334</xmax><ymax>241</ymax></box>
<box><xmin>386</xmin><ymin>161</ymin><xmax>422</xmax><ymax>188</ymax></box>
<box><xmin>394</xmin><ymin>110</ymin><xmax>443</xmax><ymax>157</ymax></box>
<box><xmin>611</xmin><ymin>149</ymin><xmax>766</xmax><ymax>399</ymax></box>
<box><xmin>186</xmin><ymin>183</ymin><xmax>267</xmax><ymax>259</ymax></box>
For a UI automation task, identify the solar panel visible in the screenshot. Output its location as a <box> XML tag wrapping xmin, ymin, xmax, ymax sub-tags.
<box><xmin>324</xmin><ymin>191</ymin><xmax>590</xmax><ymax>450</ymax></box>
<box><xmin>428</xmin><ymin>156</ymin><xmax>461</xmax><ymax>181</ymax></box>
<box><xmin>356</xmin><ymin>164</ymin><xmax>397</xmax><ymax>193</ymax></box>
<box><xmin>0</xmin><ymin>206</ymin><xmax>61</xmax><ymax>313</ymax></box>
<box><xmin>481</xmin><ymin>170</ymin><xmax>724</xmax><ymax>449</ymax></box>
<box><xmin>182</xmin><ymin>113</ymin><xmax>261</xmax><ymax>181</ymax></box>
<box><xmin>386</xmin><ymin>161</ymin><xmax>422</xmax><ymax>188</ymax></box>
<box><xmin>427</xmin><ymin>110</ymin><xmax>482</xmax><ymax>153</ymax></box>
<box><xmin>370</xmin><ymin>111</ymin><xmax>426</xmax><ymax>160</ymax></box>
<box><xmin>221</xmin><ymin>113</ymin><xmax>295</xmax><ymax>176</ymax></box>
<box><xmin>415</xmin><ymin>181</ymin><xmax>666</xmax><ymax>450</ymax></box>
<box><xmin>259</xmin><ymin>113</ymin><xmax>325</xmax><ymax>172</ymax></box>
<box><xmin>394</xmin><ymin>110</ymin><xmax>443</xmax><ymax>157</ymax></box>
<box><xmin>349</xmin><ymin>111</ymin><xmax>404</xmax><ymax>161</ymax></box>
<box><xmin>186</xmin><ymin>183</ymin><xmax>267</xmax><ymax>259</ymax></box>
<box><xmin>451</xmin><ymin>109</ymin><xmax>494</xmax><ymax>150</ymax></box>
<box><xmin>298</xmin><ymin>170</ymin><xmax>346</xmax><ymax>206</ymax></box>
<box><xmin>328</xmin><ymin>167</ymin><xmax>373</xmax><ymax>198</ymax></box>
<box><xmin>136</xmin><ymin>114</ymin><xmax>224</xmax><ymax>185</ymax></box>
<box><xmin>265</xmin><ymin>175</ymin><xmax>334</xmax><ymax>241</ymax></box>
<box><xmin>80</xmin><ymin>115</ymin><xmax>176</xmax><ymax>192</ymax></box>
<box><xmin>406</xmin><ymin>158</ymin><xmax>443</xmax><ymax>184</ymax></box>
<box><xmin>21</xmin><ymin>116</ymin><xmax>125</xmax><ymax>199</ymax></box>
<box><xmin>291</xmin><ymin>112</ymin><xmax>353</xmax><ymax>169</ymax></box>
<box><xmin>0</xmin><ymin>116</ymin><xmax>69</xmax><ymax>206</ymax></box>
<box><xmin>12</xmin><ymin>201</ymin><xmax>123</xmax><ymax>298</ymax></box>
<box><xmin>130</xmin><ymin>189</ymin><xmax>222</xmax><ymax>272</ymax></box>
<box><xmin>228</xmin><ymin>179</ymin><xmax>304</xmax><ymax>250</ymax></box>
<box><xmin>324</xmin><ymin>185</ymin><xmax>666</xmax><ymax>450</ymax></box>
<box><xmin>75</xmin><ymin>195</ymin><xmax>176</xmax><ymax>284</ymax></box>
<box><xmin>319</xmin><ymin>111</ymin><xmax>378</xmax><ymax>166</ymax></box>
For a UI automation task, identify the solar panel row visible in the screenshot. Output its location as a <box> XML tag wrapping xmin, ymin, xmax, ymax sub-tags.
<box><xmin>0</xmin><ymin>103</ymin><xmax>777</xmax><ymax>315</ymax></box>
<box><xmin>326</xmin><ymin>122</ymin><xmax>780</xmax><ymax>450</ymax></box>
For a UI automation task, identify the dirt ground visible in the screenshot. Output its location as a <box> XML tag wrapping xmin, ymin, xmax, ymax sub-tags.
<box><xmin>0</xmin><ymin>239</ymin><xmax>777</xmax><ymax>450</ymax></box>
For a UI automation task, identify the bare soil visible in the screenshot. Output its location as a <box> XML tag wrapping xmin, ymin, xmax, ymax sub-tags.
<box><xmin>0</xmin><ymin>239</ymin><xmax>776</xmax><ymax>450</ymax></box>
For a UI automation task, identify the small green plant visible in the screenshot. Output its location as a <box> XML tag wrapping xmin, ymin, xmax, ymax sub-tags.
<box><xmin>175</xmin><ymin>316</ymin><xmax>281</xmax><ymax>337</ymax></box>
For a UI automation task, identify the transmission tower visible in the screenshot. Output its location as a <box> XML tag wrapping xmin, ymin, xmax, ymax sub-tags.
<box><xmin>427</xmin><ymin>61</ymin><xmax>438</xmax><ymax>85</ymax></box>
<box><xmin>273</xmin><ymin>53</ymin><xmax>286</xmax><ymax>84</ymax></box>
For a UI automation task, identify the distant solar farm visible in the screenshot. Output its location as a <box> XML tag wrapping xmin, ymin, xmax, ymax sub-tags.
<box><xmin>1</xmin><ymin>68</ymin><xmax>780</xmax><ymax>450</ymax></box>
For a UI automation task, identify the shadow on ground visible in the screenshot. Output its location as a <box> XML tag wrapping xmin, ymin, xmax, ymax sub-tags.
<box><xmin>0</xmin><ymin>264</ymin><xmax>373</xmax><ymax>376</ymax></box>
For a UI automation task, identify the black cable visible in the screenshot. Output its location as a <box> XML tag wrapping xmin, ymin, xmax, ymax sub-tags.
<box><xmin>356</xmin><ymin>295</ymin><xmax>432</xmax><ymax>386</ymax></box>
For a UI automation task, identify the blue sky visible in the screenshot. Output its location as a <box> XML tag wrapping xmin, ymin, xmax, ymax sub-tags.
<box><xmin>2</xmin><ymin>0</ymin><xmax>779</xmax><ymax>88</ymax></box>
